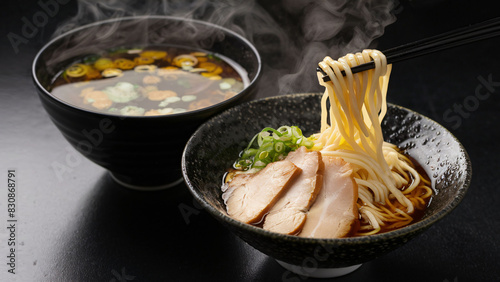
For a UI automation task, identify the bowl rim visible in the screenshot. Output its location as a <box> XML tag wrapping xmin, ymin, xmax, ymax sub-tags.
<box><xmin>182</xmin><ymin>92</ymin><xmax>472</xmax><ymax>245</ymax></box>
<box><xmin>32</xmin><ymin>15</ymin><xmax>262</xmax><ymax>119</ymax></box>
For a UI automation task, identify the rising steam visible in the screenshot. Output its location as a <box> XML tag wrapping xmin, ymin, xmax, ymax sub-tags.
<box><xmin>52</xmin><ymin>0</ymin><xmax>397</xmax><ymax>97</ymax></box>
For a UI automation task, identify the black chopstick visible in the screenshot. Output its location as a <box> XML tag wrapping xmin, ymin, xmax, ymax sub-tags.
<box><xmin>318</xmin><ymin>17</ymin><xmax>500</xmax><ymax>82</ymax></box>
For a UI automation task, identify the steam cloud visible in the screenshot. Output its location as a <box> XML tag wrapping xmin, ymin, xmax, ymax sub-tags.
<box><xmin>52</xmin><ymin>0</ymin><xmax>397</xmax><ymax>97</ymax></box>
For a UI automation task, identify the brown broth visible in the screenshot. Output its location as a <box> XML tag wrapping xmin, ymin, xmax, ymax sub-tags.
<box><xmin>223</xmin><ymin>150</ymin><xmax>433</xmax><ymax>237</ymax></box>
<box><xmin>354</xmin><ymin>156</ymin><xmax>433</xmax><ymax>236</ymax></box>
<box><xmin>49</xmin><ymin>46</ymin><xmax>249</xmax><ymax>116</ymax></box>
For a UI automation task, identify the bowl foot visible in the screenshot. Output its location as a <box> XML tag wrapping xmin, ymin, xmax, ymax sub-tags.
<box><xmin>276</xmin><ymin>260</ymin><xmax>362</xmax><ymax>278</ymax></box>
<box><xmin>109</xmin><ymin>172</ymin><xmax>184</xmax><ymax>191</ymax></box>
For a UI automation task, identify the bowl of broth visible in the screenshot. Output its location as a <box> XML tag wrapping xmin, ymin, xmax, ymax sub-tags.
<box><xmin>182</xmin><ymin>93</ymin><xmax>471</xmax><ymax>277</ymax></box>
<box><xmin>33</xmin><ymin>16</ymin><xmax>261</xmax><ymax>189</ymax></box>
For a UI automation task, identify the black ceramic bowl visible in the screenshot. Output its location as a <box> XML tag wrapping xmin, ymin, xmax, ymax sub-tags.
<box><xmin>33</xmin><ymin>16</ymin><xmax>261</xmax><ymax>189</ymax></box>
<box><xmin>182</xmin><ymin>93</ymin><xmax>471</xmax><ymax>277</ymax></box>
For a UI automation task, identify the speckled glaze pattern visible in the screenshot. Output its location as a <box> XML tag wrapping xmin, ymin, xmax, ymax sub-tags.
<box><xmin>182</xmin><ymin>93</ymin><xmax>471</xmax><ymax>268</ymax></box>
<box><xmin>33</xmin><ymin>16</ymin><xmax>261</xmax><ymax>188</ymax></box>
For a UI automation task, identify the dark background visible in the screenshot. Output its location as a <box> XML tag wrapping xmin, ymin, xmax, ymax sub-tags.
<box><xmin>1</xmin><ymin>0</ymin><xmax>499</xmax><ymax>281</ymax></box>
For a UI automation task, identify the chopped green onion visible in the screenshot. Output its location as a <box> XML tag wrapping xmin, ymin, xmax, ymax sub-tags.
<box><xmin>219</xmin><ymin>82</ymin><xmax>232</xmax><ymax>90</ymax></box>
<box><xmin>223</xmin><ymin>78</ymin><xmax>236</xmax><ymax>85</ymax></box>
<box><xmin>292</xmin><ymin>126</ymin><xmax>302</xmax><ymax>138</ymax></box>
<box><xmin>181</xmin><ymin>95</ymin><xmax>197</xmax><ymax>102</ymax></box>
<box><xmin>262</xmin><ymin>127</ymin><xmax>282</xmax><ymax>136</ymax></box>
<box><xmin>274</xmin><ymin>142</ymin><xmax>284</xmax><ymax>153</ymax></box>
<box><xmin>241</xmin><ymin>148</ymin><xmax>258</xmax><ymax>159</ymax></box>
<box><xmin>258</xmin><ymin>151</ymin><xmax>269</xmax><ymax>160</ymax></box>
<box><xmin>277</xmin><ymin>126</ymin><xmax>291</xmax><ymax>135</ymax></box>
<box><xmin>233</xmin><ymin>125</ymin><xmax>315</xmax><ymax>171</ymax></box>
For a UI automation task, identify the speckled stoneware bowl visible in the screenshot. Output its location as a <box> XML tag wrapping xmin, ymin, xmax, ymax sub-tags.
<box><xmin>182</xmin><ymin>93</ymin><xmax>471</xmax><ymax>277</ymax></box>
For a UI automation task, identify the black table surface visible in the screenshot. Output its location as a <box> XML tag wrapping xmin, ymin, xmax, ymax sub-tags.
<box><xmin>1</xmin><ymin>1</ymin><xmax>499</xmax><ymax>281</ymax></box>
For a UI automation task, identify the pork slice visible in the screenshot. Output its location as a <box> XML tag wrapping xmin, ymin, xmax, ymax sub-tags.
<box><xmin>299</xmin><ymin>156</ymin><xmax>358</xmax><ymax>239</ymax></box>
<box><xmin>263</xmin><ymin>147</ymin><xmax>323</xmax><ymax>235</ymax></box>
<box><xmin>223</xmin><ymin>160</ymin><xmax>301</xmax><ymax>224</ymax></box>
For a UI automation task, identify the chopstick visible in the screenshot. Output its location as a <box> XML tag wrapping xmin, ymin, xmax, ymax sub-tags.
<box><xmin>318</xmin><ymin>17</ymin><xmax>500</xmax><ymax>82</ymax></box>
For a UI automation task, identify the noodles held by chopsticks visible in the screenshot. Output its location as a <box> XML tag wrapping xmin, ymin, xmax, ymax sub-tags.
<box><xmin>313</xmin><ymin>50</ymin><xmax>433</xmax><ymax>235</ymax></box>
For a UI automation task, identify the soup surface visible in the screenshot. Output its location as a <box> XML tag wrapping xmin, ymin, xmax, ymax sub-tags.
<box><xmin>49</xmin><ymin>46</ymin><xmax>248</xmax><ymax>116</ymax></box>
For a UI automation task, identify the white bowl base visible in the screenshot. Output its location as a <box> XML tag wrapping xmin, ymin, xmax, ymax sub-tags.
<box><xmin>276</xmin><ymin>260</ymin><xmax>362</xmax><ymax>278</ymax></box>
<box><xmin>110</xmin><ymin>173</ymin><xmax>184</xmax><ymax>191</ymax></box>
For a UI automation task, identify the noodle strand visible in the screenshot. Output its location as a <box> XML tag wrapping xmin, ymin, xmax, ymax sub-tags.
<box><xmin>314</xmin><ymin>50</ymin><xmax>433</xmax><ymax>235</ymax></box>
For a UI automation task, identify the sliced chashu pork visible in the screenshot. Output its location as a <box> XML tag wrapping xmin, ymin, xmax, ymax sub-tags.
<box><xmin>222</xmin><ymin>160</ymin><xmax>300</xmax><ymax>224</ymax></box>
<box><xmin>263</xmin><ymin>147</ymin><xmax>323</xmax><ymax>235</ymax></box>
<box><xmin>299</xmin><ymin>156</ymin><xmax>358</xmax><ymax>238</ymax></box>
